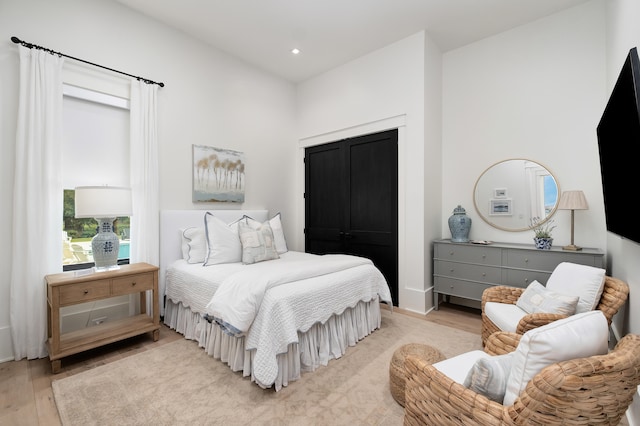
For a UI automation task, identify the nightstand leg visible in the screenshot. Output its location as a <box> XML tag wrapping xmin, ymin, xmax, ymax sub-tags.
<box><xmin>51</xmin><ymin>359</ymin><xmax>61</xmax><ymax>374</ymax></box>
<box><xmin>153</xmin><ymin>329</ymin><xmax>159</xmax><ymax>341</ymax></box>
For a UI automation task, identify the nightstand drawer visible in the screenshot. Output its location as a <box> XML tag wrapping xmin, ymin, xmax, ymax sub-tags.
<box><xmin>112</xmin><ymin>272</ymin><xmax>154</xmax><ymax>295</ymax></box>
<box><xmin>434</xmin><ymin>260</ymin><xmax>501</xmax><ymax>284</ymax></box>
<box><xmin>435</xmin><ymin>243</ymin><xmax>501</xmax><ymax>265</ymax></box>
<box><xmin>58</xmin><ymin>279</ymin><xmax>111</xmax><ymax>305</ymax></box>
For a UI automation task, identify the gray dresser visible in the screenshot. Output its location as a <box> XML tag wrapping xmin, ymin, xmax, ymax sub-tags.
<box><xmin>433</xmin><ymin>239</ymin><xmax>605</xmax><ymax>309</ymax></box>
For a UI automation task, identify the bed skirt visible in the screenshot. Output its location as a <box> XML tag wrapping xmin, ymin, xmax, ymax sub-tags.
<box><xmin>163</xmin><ymin>297</ymin><xmax>383</xmax><ymax>391</ymax></box>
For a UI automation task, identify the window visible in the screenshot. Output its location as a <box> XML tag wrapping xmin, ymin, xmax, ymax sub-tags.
<box><xmin>61</xmin><ymin>85</ymin><xmax>130</xmax><ymax>270</ymax></box>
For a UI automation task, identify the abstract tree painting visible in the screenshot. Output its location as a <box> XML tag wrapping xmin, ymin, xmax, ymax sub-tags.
<box><xmin>192</xmin><ymin>144</ymin><xmax>245</xmax><ymax>203</ymax></box>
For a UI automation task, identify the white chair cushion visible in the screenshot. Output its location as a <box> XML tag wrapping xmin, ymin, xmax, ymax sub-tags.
<box><xmin>484</xmin><ymin>302</ymin><xmax>528</xmax><ymax>333</ymax></box>
<box><xmin>433</xmin><ymin>350</ymin><xmax>489</xmax><ymax>385</ymax></box>
<box><xmin>545</xmin><ymin>262</ymin><xmax>606</xmax><ymax>314</ymax></box>
<box><xmin>515</xmin><ymin>280</ymin><xmax>579</xmax><ymax>316</ymax></box>
<box><xmin>503</xmin><ymin>310</ymin><xmax>609</xmax><ymax>406</ymax></box>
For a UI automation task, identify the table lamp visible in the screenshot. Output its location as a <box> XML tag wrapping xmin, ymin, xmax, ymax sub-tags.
<box><xmin>75</xmin><ymin>186</ymin><xmax>132</xmax><ymax>271</ymax></box>
<box><xmin>557</xmin><ymin>190</ymin><xmax>589</xmax><ymax>251</ymax></box>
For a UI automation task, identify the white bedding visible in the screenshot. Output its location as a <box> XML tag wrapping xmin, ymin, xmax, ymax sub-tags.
<box><xmin>205</xmin><ymin>253</ymin><xmax>375</xmax><ymax>336</ymax></box>
<box><xmin>164</xmin><ymin>250</ymin><xmax>392</xmax><ymax>389</ymax></box>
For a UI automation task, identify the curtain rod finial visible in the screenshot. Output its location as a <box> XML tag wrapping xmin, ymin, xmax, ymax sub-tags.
<box><xmin>11</xmin><ymin>36</ymin><xmax>21</xmax><ymax>44</ymax></box>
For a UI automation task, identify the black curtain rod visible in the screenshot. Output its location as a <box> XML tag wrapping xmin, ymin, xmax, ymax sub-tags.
<box><xmin>10</xmin><ymin>36</ymin><xmax>164</xmax><ymax>87</ymax></box>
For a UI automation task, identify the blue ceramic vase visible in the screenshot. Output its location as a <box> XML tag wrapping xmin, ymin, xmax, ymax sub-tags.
<box><xmin>533</xmin><ymin>237</ymin><xmax>553</xmax><ymax>250</ymax></box>
<box><xmin>448</xmin><ymin>205</ymin><xmax>471</xmax><ymax>243</ymax></box>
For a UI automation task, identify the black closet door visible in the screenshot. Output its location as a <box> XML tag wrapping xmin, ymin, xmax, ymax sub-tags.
<box><xmin>305</xmin><ymin>129</ymin><xmax>398</xmax><ymax>305</ymax></box>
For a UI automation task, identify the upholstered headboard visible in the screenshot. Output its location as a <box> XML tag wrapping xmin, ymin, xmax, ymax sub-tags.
<box><xmin>158</xmin><ymin>209</ymin><xmax>269</xmax><ymax>316</ymax></box>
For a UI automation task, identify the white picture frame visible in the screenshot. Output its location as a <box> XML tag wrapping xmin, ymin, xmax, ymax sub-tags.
<box><xmin>489</xmin><ymin>199</ymin><xmax>512</xmax><ymax>216</ymax></box>
<box><xmin>494</xmin><ymin>188</ymin><xmax>507</xmax><ymax>198</ymax></box>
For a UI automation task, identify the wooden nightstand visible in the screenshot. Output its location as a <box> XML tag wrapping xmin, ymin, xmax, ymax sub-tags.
<box><xmin>45</xmin><ymin>262</ymin><xmax>160</xmax><ymax>373</ymax></box>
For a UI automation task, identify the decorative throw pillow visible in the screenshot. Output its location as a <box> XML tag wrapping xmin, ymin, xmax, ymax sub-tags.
<box><xmin>203</xmin><ymin>212</ymin><xmax>243</xmax><ymax>266</ymax></box>
<box><xmin>238</xmin><ymin>220</ymin><xmax>279</xmax><ymax>264</ymax></box>
<box><xmin>545</xmin><ymin>262</ymin><xmax>606</xmax><ymax>314</ymax></box>
<box><xmin>515</xmin><ymin>280</ymin><xmax>579</xmax><ymax>316</ymax></box>
<box><xmin>503</xmin><ymin>310</ymin><xmax>609</xmax><ymax>406</ymax></box>
<box><xmin>181</xmin><ymin>227</ymin><xmax>206</xmax><ymax>264</ymax></box>
<box><xmin>246</xmin><ymin>213</ymin><xmax>288</xmax><ymax>254</ymax></box>
<box><xmin>463</xmin><ymin>353</ymin><xmax>514</xmax><ymax>403</ymax></box>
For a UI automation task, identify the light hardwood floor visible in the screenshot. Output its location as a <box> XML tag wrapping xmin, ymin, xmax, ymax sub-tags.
<box><xmin>1</xmin><ymin>303</ymin><xmax>480</xmax><ymax>425</ymax></box>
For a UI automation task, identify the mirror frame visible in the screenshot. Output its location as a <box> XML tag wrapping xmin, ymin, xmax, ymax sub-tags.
<box><xmin>473</xmin><ymin>158</ymin><xmax>560</xmax><ymax>232</ymax></box>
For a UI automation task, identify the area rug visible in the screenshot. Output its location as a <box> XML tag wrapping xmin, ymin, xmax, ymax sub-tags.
<box><xmin>52</xmin><ymin>309</ymin><xmax>481</xmax><ymax>425</ymax></box>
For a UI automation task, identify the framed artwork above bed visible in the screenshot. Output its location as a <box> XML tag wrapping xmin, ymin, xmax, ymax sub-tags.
<box><xmin>192</xmin><ymin>144</ymin><xmax>245</xmax><ymax>203</ymax></box>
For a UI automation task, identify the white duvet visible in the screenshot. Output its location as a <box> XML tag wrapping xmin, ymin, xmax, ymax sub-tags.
<box><xmin>204</xmin><ymin>253</ymin><xmax>374</xmax><ymax>336</ymax></box>
<box><xmin>165</xmin><ymin>251</ymin><xmax>392</xmax><ymax>388</ymax></box>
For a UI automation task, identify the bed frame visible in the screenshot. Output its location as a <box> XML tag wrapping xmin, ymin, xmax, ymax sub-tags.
<box><xmin>158</xmin><ymin>209</ymin><xmax>384</xmax><ymax>390</ymax></box>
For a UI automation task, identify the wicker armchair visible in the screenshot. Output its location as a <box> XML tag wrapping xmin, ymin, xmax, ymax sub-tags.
<box><xmin>481</xmin><ymin>276</ymin><xmax>629</xmax><ymax>345</ymax></box>
<box><xmin>404</xmin><ymin>332</ymin><xmax>640</xmax><ymax>426</ymax></box>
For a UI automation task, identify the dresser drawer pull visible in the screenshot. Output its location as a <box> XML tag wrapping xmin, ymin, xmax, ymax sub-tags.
<box><xmin>449</xmin><ymin>251</ymin><xmax>454</xmax><ymax>256</ymax></box>
<box><xmin>132</xmin><ymin>282</ymin><xmax>137</xmax><ymax>286</ymax></box>
<box><xmin>525</xmin><ymin>258</ymin><xmax>529</xmax><ymax>263</ymax></box>
<box><xmin>449</xmin><ymin>269</ymin><xmax>454</xmax><ymax>273</ymax></box>
<box><xmin>84</xmin><ymin>290</ymin><xmax>89</xmax><ymax>295</ymax></box>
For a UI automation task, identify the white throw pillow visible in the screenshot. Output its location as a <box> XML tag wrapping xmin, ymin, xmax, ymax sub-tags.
<box><xmin>545</xmin><ymin>262</ymin><xmax>606</xmax><ymax>314</ymax></box>
<box><xmin>464</xmin><ymin>353</ymin><xmax>514</xmax><ymax>403</ymax></box>
<box><xmin>180</xmin><ymin>227</ymin><xmax>206</xmax><ymax>264</ymax></box>
<box><xmin>516</xmin><ymin>280</ymin><xmax>579</xmax><ymax>316</ymax></box>
<box><xmin>503</xmin><ymin>310</ymin><xmax>609</xmax><ymax>406</ymax></box>
<box><xmin>203</xmin><ymin>213</ymin><xmax>244</xmax><ymax>266</ymax></box>
<box><xmin>246</xmin><ymin>213</ymin><xmax>288</xmax><ymax>254</ymax></box>
<box><xmin>238</xmin><ymin>220</ymin><xmax>279</xmax><ymax>264</ymax></box>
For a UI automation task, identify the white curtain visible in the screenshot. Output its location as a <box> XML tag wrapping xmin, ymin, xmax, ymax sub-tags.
<box><xmin>129</xmin><ymin>80</ymin><xmax>160</xmax><ymax>312</ymax></box>
<box><xmin>10</xmin><ymin>46</ymin><xmax>64</xmax><ymax>360</ymax></box>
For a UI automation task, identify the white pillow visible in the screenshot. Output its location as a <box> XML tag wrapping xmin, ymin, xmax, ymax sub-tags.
<box><xmin>545</xmin><ymin>262</ymin><xmax>606</xmax><ymax>314</ymax></box>
<box><xmin>503</xmin><ymin>310</ymin><xmax>609</xmax><ymax>406</ymax></box>
<box><xmin>246</xmin><ymin>213</ymin><xmax>288</xmax><ymax>254</ymax></box>
<box><xmin>516</xmin><ymin>280</ymin><xmax>579</xmax><ymax>316</ymax></box>
<box><xmin>203</xmin><ymin>213</ymin><xmax>244</xmax><ymax>266</ymax></box>
<box><xmin>180</xmin><ymin>227</ymin><xmax>206</xmax><ymax>264</ymax></box>
<box><xmin>238</xmin><ymin>220</ymin><xmax>279</xmax><ymax>264</ymax></box>
<box><xmin>464</xmin><ymin>353</ymin><xmax>514</xmax><ymax>403</ymax></box>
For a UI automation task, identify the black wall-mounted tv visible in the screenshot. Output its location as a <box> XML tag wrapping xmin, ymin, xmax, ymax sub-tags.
<box><xmin>597</xmin><ymin>47</ymin><xmax>640</xmax><ymax>245</ymax></box>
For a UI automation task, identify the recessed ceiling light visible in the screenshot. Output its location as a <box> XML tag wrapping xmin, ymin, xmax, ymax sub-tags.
<box><xmin>291</xmin><ymin>48</ymin><xmax>300</xmax><ymax>55</ymax></box>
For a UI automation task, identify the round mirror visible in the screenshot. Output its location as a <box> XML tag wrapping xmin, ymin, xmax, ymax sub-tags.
<box><xmin>473</xmin><ymin>159</ymin><xmax>559</xmax><ymax>232</ymax></box>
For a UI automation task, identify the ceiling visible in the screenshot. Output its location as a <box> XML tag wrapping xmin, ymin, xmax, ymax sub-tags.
<box><xmin>115</xmin><ymin>0</ymin><xmax>591</xmax><ymax>83</ymax></box>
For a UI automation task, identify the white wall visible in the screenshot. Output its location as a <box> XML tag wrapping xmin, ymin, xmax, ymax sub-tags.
<box><xmin>604</xmin><ymin>0</ymin><xmax>640</xmax><ymax>423</ymax></box>
<box><xmin>296</xmin><ymin>31</ymin><xmax>442</xmax><ymax>314</ymax></box>
<box><xmin>442</xmin><ymin>0</ymin><xmax>607</xmax><ymax>251</ymax></box>
<box><xmin>0</xmin><ymin>0</ymin><xmax>297</xmax><ymax>362</ymax></box>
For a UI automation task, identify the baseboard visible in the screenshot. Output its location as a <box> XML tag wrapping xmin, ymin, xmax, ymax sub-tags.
<box><xmin>627</xmin><ymin>388</ymin><xmax>640</xmax><ymax>426</ymax></box>
<box><xmin>0</xmin><ymin>325</ymin><xmax>14</xmax><ymax>363</ymax></box>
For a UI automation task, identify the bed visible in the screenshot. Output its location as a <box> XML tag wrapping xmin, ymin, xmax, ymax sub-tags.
<box><xmin>159</xmin><ymin>209</ymin><xmax>393</xmax><ymax>391</ymax></box>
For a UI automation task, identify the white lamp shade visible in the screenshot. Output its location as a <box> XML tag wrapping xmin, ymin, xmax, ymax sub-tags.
<box><xmin>558</xmin><ymin>190</ymin><xmax>589</xmax><ymax>211</ymax></box>
<box><xmin>75</xmin><ymin>186</ymin><xmax>133</xmax><ymax>218</ymax></box>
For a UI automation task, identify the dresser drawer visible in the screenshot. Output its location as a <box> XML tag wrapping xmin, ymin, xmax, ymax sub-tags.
<box><xmin>58</xmin><ymin>279</ymin><xmax>111</xmax><ymax>305</ymax></box>
<box><xmin>434</xmin><ymin>243</ymin><xmax>501</xmax><ymax>265</ymax></box>
<box><xmin>434</xmin><ymin>277</ymin><xmax>493</xmax><ymax>301</ymax></box>
<box><xmin>503</xmin><ymin>249</ymin><xmax>605</xmax><ymax>272</ymax></box>
<box><xmin>434</xmin><ymin>260</ymin><xmax>501</xmax><ymax>284</ymax></box>
<box><xmin>112</xmin><ymin>272</ymin><xmax>154</xmax><ymax>295</ymax></box>
<box><xmin>502</xmin><ymin>269</ymin><xmax>552</xmax><ymax>288</ymax></box>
